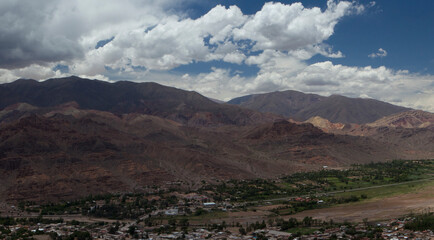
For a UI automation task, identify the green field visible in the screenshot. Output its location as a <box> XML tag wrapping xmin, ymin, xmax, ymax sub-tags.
<box><xmin>202</xmin><ymin>159</ymin><xmax>434</xmax><ymax>203</ymax></box>
<box><xmin>332</xmin><ymin>178</ymin><xmax>434</xmax><ymax>200</ymax></box>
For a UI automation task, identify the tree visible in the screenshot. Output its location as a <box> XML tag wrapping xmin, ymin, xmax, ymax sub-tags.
<box><xmin>239</xmin><ymin>227</ymin><xmax>246</xmax><ymax>235</ymax></box>
<box><xmin>168</xmin><ymin>218</ymin><xmax>177</xmax><ymax>227</ymax></box>
<box><xmin>128</xmin><ymin>225</ymin><xmax>137</xmax><ymax>236</ymax></box>
<box><xmin>303</xmin><ymin>216</ymin><xmax>313</xmax><ymax>227</ymax></box>
<box><xmin>363</xmin><ymin>218</ymin><xmax>369</xmax><ymax>227</ymax></box>
<box><xmin>66</xmin><ymin>231</ymin><xmax>91</xmax><ymax>240</ymax></box>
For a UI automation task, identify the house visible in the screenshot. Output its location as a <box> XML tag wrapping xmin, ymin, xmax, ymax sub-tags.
<box><xmin>164</xmin><ymin>208</ymin><xmax>179</xmax><ymax>216</ymax></box>
<box><xmin>203</xmin><ymin>202</ymin><xmax>216</xmax><ymax>207</ymax></box>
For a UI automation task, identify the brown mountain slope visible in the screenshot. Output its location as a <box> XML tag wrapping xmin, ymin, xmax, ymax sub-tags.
<box><xmin>239</xmin><ymin>120</ymin><xmax>415</xmax><ymax>167</ymax></box>
<box><xmin>304</xmin><ymin>111</ymin><xmax>434</xmax><ymax>156</ymax></box>
<box><xmin>227</xmin><ymin>90</ymin><xmax>325</xmax><ymax>117</ymax></box>
<box><xmin>0</xmin><ymin>105</ymin><xmax>429</xmax><ymax>202</ymax></box>
<box><xmin>228</xmin><ymin>91</ymin><xmax>409</xmax><ymax>124</ymax></box>
<box><xmin>367</xmin><ymin>110</ymin><xmax>434</xmax><ymax>128</ymax></box>
<box><xmin>295</xmin><ymin>95</ymin><xmax>409</xmax><ymax>124</ymax></box>
<box><xmin>0</xmin><ymin>109</ymin><xmax>261</xmax><ymax>202</ymax></box>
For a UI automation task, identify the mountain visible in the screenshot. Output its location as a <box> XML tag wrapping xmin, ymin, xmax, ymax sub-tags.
<box><xmin>0</xmin><ymin>77</ymin><xmax>432</xmax><ymax>202</ymax></box>
<box><xmin>0</xmin><ymin>76</ymin><xmax>280</xmax><ymax>126</ymax></box>
<box><xmin>228</xmin><ymin>91</ymin><xmax>410</xmax><ymax>124</ymax></box>
<box><xmin>1</xmin><ymin>103</ymin><xmax>427</xmax><ymax>202</ymax></box>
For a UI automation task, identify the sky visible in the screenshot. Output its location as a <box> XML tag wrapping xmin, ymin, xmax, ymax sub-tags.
<box><xmin>0</xmin><ymin>0</ymin><xmax>433</xmax><ymax>112</ymax></box>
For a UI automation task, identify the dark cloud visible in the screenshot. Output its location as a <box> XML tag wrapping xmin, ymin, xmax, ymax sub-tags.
<box><xmin>304</xmin><ymin>78</ymin><xmax>340</xmax><ymax>86</ymax></box>
<box><xmin>0</xmin><ymin>0</ymin><xmax>84</xmax><ymax>69</ymax></box>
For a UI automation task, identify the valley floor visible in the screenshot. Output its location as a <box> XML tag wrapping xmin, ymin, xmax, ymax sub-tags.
<box><xmin>184</xmin><ymin>180</ymin><xmax>434</xmax><ymax>226</ymax></box>
<box><xmin>1</xmin><ymin>160</ymin><xmax>433</xmax><ymax>239</ymax></box>
<box><xmin>290</xmin><ymin>182</ymin><xmax>434</xmax><ymax>222</ymax></box>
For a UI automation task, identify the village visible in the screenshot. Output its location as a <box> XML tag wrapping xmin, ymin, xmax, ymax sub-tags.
<box><xmin>1</xmin><ymin>192</ymin><xmax>433</xmax><ymax>240</ymax></box>
<box><xmin>1</xmin><ymin>212</ymin><xmax>433</xmax><ymax>240</ymax></box>
<box><xmin>1</xmin><ymin>160</ymin><xmax>433</xmax><ymax>239</ymax></box>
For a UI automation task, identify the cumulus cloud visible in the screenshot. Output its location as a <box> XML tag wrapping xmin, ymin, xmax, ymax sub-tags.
<box><xmin>111</xmin><ymin>5</ymin><xmax>247</xmax><ymax>70</ymax></box>
<box><xmin>233</xmin><ymin>1</ymin><xmax>360</xmax><ymax>52</ymax></box>
<box><xmin>0</xmin><ymin>0</ymin><xmax>182</xmax><ymax>69</ymax></box>
<box><xmin>61</xmin><ymin>4</ymin><xmax>250</xmax><ymax>76</ymax></box>
<box><xmin>0</xmin><ymin>64</ymin><xmax>68</xmax><ymax>83</ymax></box>
<box><xmin>288</xmin><ymin>45</ymin><xmax>345</xmax><ymax>60</ymax></box>
<box><xmin>0</xmin><ymin>0</ymin><xmax>359</xmax><ymax>74</ymax></box>
<box><xmin>368</xmin><ymin>48</ymin><xmax>388</xmax><ymax>58</ymax></box>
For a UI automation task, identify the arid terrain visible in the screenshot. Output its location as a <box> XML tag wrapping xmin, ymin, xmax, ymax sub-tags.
<box><xmin>0</xmin><ymin>77</ymin><xmax>433</xmax><ymax>203</ymax></box>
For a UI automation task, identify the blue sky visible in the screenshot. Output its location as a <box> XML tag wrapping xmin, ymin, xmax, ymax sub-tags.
<box><xmin>181</xmin><ymin>0</ymin><xmax>434</xmax><ymax>74</ymax></box>
<box><xmin>0</xmin><ymin>0</ymin><xmax>433</xmax><ymax>111</ymax></box>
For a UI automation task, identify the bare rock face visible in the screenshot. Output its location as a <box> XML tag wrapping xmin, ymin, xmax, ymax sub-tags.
<box><xmin>366</xmin><ymin>110</ymin><xmax>434</xmax><ymax>128</ymax></box>
<box><xmin>303</xmin><ymin>110</ymin><xmax>434</xmax><ymax>157</ymax></box>
<box><xmin>305</xmin><ymin>116</ymin><xmax>345</xmax><ymax>133</ymax></box>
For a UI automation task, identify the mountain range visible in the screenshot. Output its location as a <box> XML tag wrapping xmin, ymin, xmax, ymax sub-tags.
<box><xmin>0</xmin><ymin>76</ymin><xmax>432</xmax><ymax>202</ymax></box>
<box><xmin>0</xmin><ymin>76</ymin><xmax>278</xmax><ymax>127</ymax></box>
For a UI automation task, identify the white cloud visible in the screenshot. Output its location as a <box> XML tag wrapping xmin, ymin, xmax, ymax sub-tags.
<box><xmin>0</xmin><ymin>64</ymin><xmax>67</xmax><ymax>83</ymax></box>
<box><xmin>0</xmin><ymin>69</ymin><xmax>21</xmax><ymax>83</ymax></box>
<box><xmin>74</xmin><ymin>0</ymin><xmax>361</xmax><ymax>74</ymax></box>
<box><xmin>66</xmin><ymin>4</ymin><xmax>248</xmax><ymax>74</ymax></box>
<box><xmin>63</xmin><ymin>0</ymin><xmax>358</xmax><ymax>75</ymax></box>
<box><xmin>0</xmin><ymin>0</ymin><xmax>173</xmax><ymax>69</ymax></box>
<box><xmin>368</xmin><ymin>48</ymin><xmax>388</xmax><ymax>58</ymax></box>
<box><xmin>223</xmin><ymin>52</ymin><xmax>246</xmax><ymax>64</ymax></box>
<box><xmin>233</xmin><ymin>1</ymin><xmax>360</xmax><ymax>52</ymax></box>
<box><xmin>0</xmin><ymin>0</ymin><xmax>359</xmax><ymax>74</ymax></box>
<box><xmin>288</xmin><ymin>45</ymin><xmax>344</xmax><ymax>60</ymax></box>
